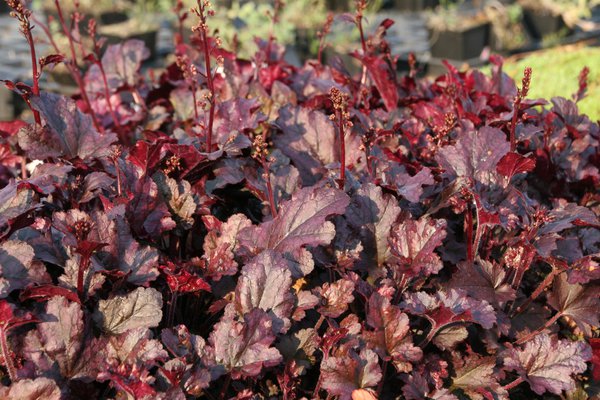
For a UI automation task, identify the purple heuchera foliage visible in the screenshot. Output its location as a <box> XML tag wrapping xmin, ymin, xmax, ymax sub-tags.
<box><xmin>502</xmin><ymin>334</ymin><xmax>592</xmax><ymax>395</ymax></box>
<box><xmin>0</xmin><ymin>1</ymin><xmax>597</xmax><ymax>398</ymax></box>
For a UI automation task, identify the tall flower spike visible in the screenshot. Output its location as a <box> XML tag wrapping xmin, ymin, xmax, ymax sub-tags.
<box><xmin>573</xmin><ymin>66</ymin><xmax>589</xmax><ymax>103</ymax></box>
<box><xmin>190</xmin><ymin>0</ymin><xmax>217</xmax><ymax>152</ymax></box>
<box><xmin>252</xmin><ymin>129</ymin><xmax>277</xmax><ymax>217</ymax></box>
<box><xmin>329</xmin><ymin>87</ymin><xmax>351</xmax><ymax>189</ymax></box>
<box><xmin>509</xmin><ymin>66</ymin><xmax>533</xmax><ymax>152</ymax></box>
<box><xmin>176</xmin><ymin>55</ymin><xmax>200</xmax><ymax>123</ymax></box>
<box><xmin>317</xmin><ymin>13</ymin><xmax>334</xmax><ymax>66</ymax></box>
<box><xmin>87</xmin><ymin>17</ymin><xmax>122</xmax><ymax>131</ymax></box>
<box><xmin>520</xmin><ymin>67</ymin><xmax>532</xmax><ymax>98</ymax></box>
<box><xmin>173</xmin><ymin>0</ymin><xmax>188</xmax><ymax>46</ymax></box>
<box><xmin>6</xmin><ymin>0</ymin><xmax>41</xmax><ymax>125</ymax></box>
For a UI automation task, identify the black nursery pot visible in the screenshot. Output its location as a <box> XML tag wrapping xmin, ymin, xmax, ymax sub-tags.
<box><xmin>522</xmin><ymin>7</ymin><xmax>572</xmax><ymax>40</ymax></box>
<box><xmin>396</xmin><ymin>54</ymin><xmax>428</xmax><ymax>77</ymax></box>
<box><xmin>429</xmin><ymin>22</ymin><xmax>490</xmax><ymax>61</ymax></box>
<box><xmin>98</xmin><ymin>11</ymin><xmax>129</xmax><ymax>26</ymax></box>
<box><xmin>389</xmin><ymin>0</ymin><xmax>440</xmax><ymax>11</ymax></box>
<box><xmin>0</xmin><ymin>1</ymin><xmax>10</xmax><ymax>14</ymax></box>
<box><xmin>295</xmin><ymin>28</ymin><xmax>317</xmax><ymax>62</ymax></box>
<box><xmin>326</xmin><ymin>0</ymin><xmax>350</xmax><ymax>11</ymax></box>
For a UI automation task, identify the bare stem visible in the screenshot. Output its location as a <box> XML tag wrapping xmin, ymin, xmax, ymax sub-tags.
<box><xmin>502</xmin><ymin>376</ymin><xmax>525</xmax><ymax>391</ymax></box>
<box><xmin>353</xmin><ymin>0</ymin><xmax>369</xmax><ymax>108</ymax></box>
<box><xmin>313</xmin><ymin>371</ymin><xmax>324</xmax><ymax>399</ymax></box>
<box><xmin>465</xmin><ymin>206</ymin><xmax>474</xmax><ymax>264</ymax></box>
<box><xmin>511</xmin><ymin>267</ymin><xmax>559</xmax><ymax>317</ymax></box>
<box><xmin>53</xmin><ymin>1</ymin><xmax>103</xmax><ymax>133</ymax></box>
<box><xmin>509</xmin><ymin>97</ymin><xmax>521</xmax><ymax>153</ymax></box>
<box><xmin>54</xmin><ymin>1</ymin><xmax>78</xmax><ymax>70</ymax></box>
<box><xmin>337</xmin><ymin>109</ymin><xmax>346</xmax><ymax>189</ymax></box>
<box><xmin>21</xmin><ymin>161</ymin><xmax>27</xmax><ymax>180</ymax></box>
<box><xmin>191</xmin><ymin>86</ymin><xmax>200</xmax><ymax>123</ymax></box>
<box><xmin>312</xmin><ymin>314</ymin><xmax>329</xmax><ymax>399</ymax></box>
<box><xmin>317</xmin><ymin>14</ymin><xmax>333</xmax><ymax>66</ymax></box>
<box><xmin>173</xmin><ymin>0</ymin><xmax>187</xmax><ymax>46</ymax></box>
<box><xmin>315</xmin><ymin>315</ymin><xmax>326</xmax><ymax>331</ymax></box>
<box><xmin>98</xmin><ymin>61</ymin><xmax>121</xmax><ymax>130</ymax></box>
<box><xmin>23</xmin><ymin>26</ymin><xmax>40</xmax><ymax>125</ymax></box>
<box><xmin>419</xmin><ymin>322</ymin><xmax>439</xmax><ymax>348</ymax></box>
<box><xmin>195</xmin><ymin>1</ymin><xmax>216</xmax><ymax>152</ymax></box>
<box><xmin>113</xmin><ymin>159</ymin><xmax>122</xmax><ymax>196</ymax></box>
<box><xmin>329</xmin><ymin>88</ymin><xmax>349</xmax><ymax>190</ymax></box>
<box><xmin>90</xmin><ymin>19</ymin><xmax>121</xmax><ymax>131</ymax></box>
<box><xmin>262</xmin><ymin>156</ymin><xmax>278</xmax><ymax>218</ymax></box>
<box><xmin>515</xmin><ymin>312</ymin><xmax>562</xmax><ymax>345</ymax></box>
<box><xmin>167</xmin><ymin>292</ymin><xmax>178</xmax><ymax>327</ymax></box>
<box><xmin>356</xmin><ymin>10</ymin><xmax>367</xmax><ymax>86</ymax></box>
<box><xmin>7</xmin><ymin>0</ymin><xmax>41</xmax><ymax>124</ymax></box>
<box><xmin>76</xmin><ymin>254</ymin><xmax>90</xmax><ymax>300</ymax></box>
<box><xmin>252</xmin><ymin>127</ymin><xmax>277</xmax><ymax>217</ymax></box>
<box><xmin>265</xmin><ymin>0</ymin><xmax>282</xmax><ymax>63</ymax></box>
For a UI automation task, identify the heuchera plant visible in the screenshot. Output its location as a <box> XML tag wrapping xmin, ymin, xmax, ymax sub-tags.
<box><xmin>0</xmin><ymin>0</ymin><xmax>599</xmax><ymax>398</ymax></box>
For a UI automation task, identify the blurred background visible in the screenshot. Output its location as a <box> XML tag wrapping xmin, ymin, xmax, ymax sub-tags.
<box><xmin>1</xmin><ymin>0</ymin><xmax>599</xmax><ymax>120</ymax></box>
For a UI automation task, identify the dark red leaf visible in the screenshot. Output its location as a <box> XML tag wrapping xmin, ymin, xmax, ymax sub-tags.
<box><xmin>19</xmin><ymin>285</ymin><xmax>81</xmax><ymax>304</ymax></box>
<box><xmin>363</xmin><ymin>292</ymin><xmax>422</xmax><ymax>373</ymax></box>
<box><xmin>0</xmin><ymin>120</ymin><xmax>27</xmax><ymax>137</ymax></box>
<box><xmin>210</xmin><ymin>307</ymin><xmax>283</xmax><ymax>379</ymax></box>
<box><xmin>0</xmin><ymin>299</ymin><xmax>38</xmax><ymax>332</ymax></box>
<box><xmin>360</xmin><ymin>55</ymin><xmax>399</xmax><ymax>112</ymax></box>
<box><xmin>590</xmin><ymin>338</ymin><xmax>600</xmax><ymax>382</ymax></box>
<box><xmin>161</xmin><ymin>262</ymin><xmax>211</xmax><ymax>294</ymax></box>
<box><xmin>502</xmin><ymin>334</ymin><xmax>591</xmax><ymax>395</ymax></box>
<box><xmin>496</xmin><ymin>152</ymin><xmax>536</xmax><ymax>179</ymax></box>
<box><xmin>39</xmin><ymin>54</ymin><xmax>65</xmax><ymax>70</ymax></box>
<box><xmin>321</xmin><ymin>344</ymin><xmax>382</xmax><ymax>398</ymax></box>
<box><xmin>25</xmin><ymin>93</ymin><xmax>117</xmax><ymax>161</ymax></box>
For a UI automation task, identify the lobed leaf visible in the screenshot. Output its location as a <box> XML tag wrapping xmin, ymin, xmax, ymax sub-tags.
<box><xmin>346</xmin><ymin>183</ymin><xmax>401</xmax><ymax>268</ymax></box>
<box><xmin>27</xmin><ymin>93</ymin><xmax>117</xmax><ymax>161</ymax></box>
<box><xmin>502</xmin><ymin>334</ymin><xmax>591</xmax><ymax>395</ymax></box>
<box><xmin>239</xmin><ymin>184</ymin><xmax>350</xmax><ymax>253</ymax></box>
<box><xmin>210</xmin><ymin>307</ymin><xmax>282</xmax><ymax>379</ymax></box>
<box><xmin>321</xmin><ymin>346</ymin><xmax>382</xmax><ymax>399</ymax></box>
<box><xmin>94</xmin><ymin>287</ymin><xmax>163</xmax><ymax>334</ymax></box>
<box><xmin>234</xmin><ymin>250</ymin><xmax>295</xmax><ymax>333</ymax></box>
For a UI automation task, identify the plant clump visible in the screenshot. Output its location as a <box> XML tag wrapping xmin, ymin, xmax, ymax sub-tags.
<box><xmin>0</xmin><ymin>0</ymin><xmax>598</xmax><ymax>399</ymax></box>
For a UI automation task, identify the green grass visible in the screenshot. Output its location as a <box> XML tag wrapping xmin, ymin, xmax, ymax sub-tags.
<box><xmin>485</xmin><ymin>46</ymin><xmax>600</xmax><ymax>121</ymax></box>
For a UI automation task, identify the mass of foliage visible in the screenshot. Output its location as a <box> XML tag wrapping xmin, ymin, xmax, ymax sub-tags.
<box><xmin>0</xmin><ymin>0</ymin><xmax>599</xmax><ymax>399</ymax></box>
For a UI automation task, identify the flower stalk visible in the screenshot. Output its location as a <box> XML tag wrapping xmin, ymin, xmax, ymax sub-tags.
<box><xmin>329</xmin><ymin>87</ymin><xmax>351</xmax><ymax>189</ymax></box>
<box><xmin>176</xmin><ymin>55</ymin><xmax>200</xmax><ymax>124</ymax></box>
<box><xmin>509</xmin><ymin>67</ymin><xmax>532</xmax><ymax>152</ymax></box>
<box><xmin>317</xmin><ymin>13</ymin><xmax>334</xmax><ymax>66</ymax></box>
<box><xmin>355</xmin><ymin>0</ymin><xmax>368</xmax><ymax>86</ymax></box>
<box><xmin>6</xmin><ymin>0</ymin><xmax>41</xmax><ymax>125</ymax></box>
<box><xmin>173</xmin><ymin>0</ymin><xmax>188</xmax><ymax>46</ymax></box>
<box><xmin>572</xmin><ymin>66</ymin><xmax>589</xmax><ymax>103</ymax></box>
<box><xmin>265</xmin><ymin>0</ymin><xmax>283</xmax><ymax>63</ymax></box>
<box><xmin>252</xmin><ymin>129</ymin><xmax>278</xmax><ymax>218</ymax></box>
<box><xmin>191</xmin><ymin>0</ymin><xmax>220</xmax><ymax>152</ymax></box>
<box><xmin>51</xmin><ymin>0</ymin><xmax>103</xmax><ymax>133</ymax></box>
<box><xmin>88</xmin><ymin>19</ymin><xmax>121</xmax><ymax>131</ymax></box>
